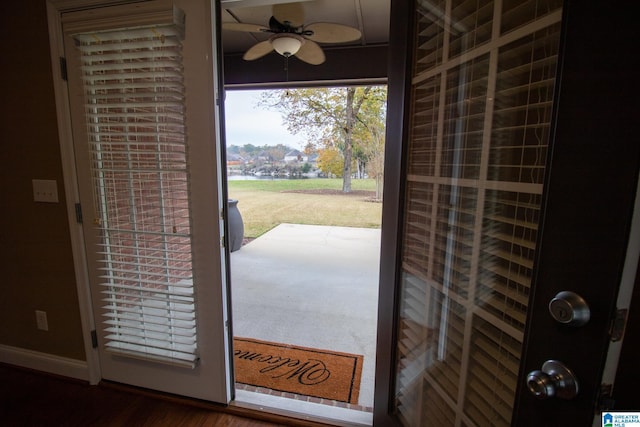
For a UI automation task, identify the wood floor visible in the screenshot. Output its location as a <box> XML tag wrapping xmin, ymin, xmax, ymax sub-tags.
<box><xmin>0</xmin><ymin>364</ymin><xmax>329</xmax><ymax>426</ymax></box>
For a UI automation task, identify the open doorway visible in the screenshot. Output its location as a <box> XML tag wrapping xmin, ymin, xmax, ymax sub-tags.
<box><xmin>224</xmin><ymin>87</ymin><xmax>386</xmax><ymax>422</ymax></box>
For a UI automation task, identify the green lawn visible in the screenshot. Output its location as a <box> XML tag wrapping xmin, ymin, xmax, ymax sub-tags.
<box><xmin>227</xmin><ymin>178</ymin><xmax>382</xmax><ymax>238</ymax></box>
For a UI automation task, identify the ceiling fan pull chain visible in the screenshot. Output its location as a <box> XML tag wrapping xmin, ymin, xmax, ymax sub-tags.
<box><xmin>284</xmin><ymin>55</ymin><xmax>289</xmax><ymax>81</ymax></box>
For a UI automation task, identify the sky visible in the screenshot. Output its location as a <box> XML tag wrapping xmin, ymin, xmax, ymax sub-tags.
<box><xmin>223</xmin><ymin>89</ymin><xmax>303</xmax><ymax>148</ymax></box>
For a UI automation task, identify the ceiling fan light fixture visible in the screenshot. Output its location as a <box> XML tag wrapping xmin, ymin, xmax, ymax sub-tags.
<box><xmin>271</xmin><ymin>34</ymin><xmax>303</xmax><ymax>57</ymax></box>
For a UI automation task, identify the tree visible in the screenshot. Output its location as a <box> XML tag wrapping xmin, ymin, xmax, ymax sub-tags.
<box><xmin>302</xmin><ymin>142</ymin><xmax>316</xmax><ymax>156</ymax></box>
<box><xmin>351</xmin><ymin>87</ymin><xmax>387</xmax><ymax>199</ymax></box>
<box><xmin>317</xmin><ymin>147</ymin><xmax>343</xmax><ymax>177</ymax></box>
<box><xmin>242</xmin><ymin>144</ymin><xmax>259</xmax><ymax>157</ymax></box>
<box><xmin>260</xmin><ymin>86</ymin><xmax>386</xmax><ymax>193</ymax></box>
<box><xmin>360</xmin><ymin>124</ymin><xmax>385</xmax><ymax>200</ymax></box>
<box><xmin>265</xmin><ymin>144</ymin><xmax>289</xmax><ymax>162</ymax></box>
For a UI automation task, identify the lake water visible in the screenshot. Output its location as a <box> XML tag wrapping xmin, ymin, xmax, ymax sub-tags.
<box><xmin>227</xmin><ymin>175</ymin><xmax>310</xmax><ymax>181</ymax></box>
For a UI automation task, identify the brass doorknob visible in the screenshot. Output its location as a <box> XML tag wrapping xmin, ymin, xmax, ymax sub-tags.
<box><xmin>526</xmin><ymin>360</ymin><xmax>579</xmax><ymax>400</ymax></box>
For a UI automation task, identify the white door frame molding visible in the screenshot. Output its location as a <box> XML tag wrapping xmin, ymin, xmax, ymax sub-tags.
<box><xmin>46</xmin><ymin>0</ymin><xmax>103</xmax><ymax>385</ymax></box>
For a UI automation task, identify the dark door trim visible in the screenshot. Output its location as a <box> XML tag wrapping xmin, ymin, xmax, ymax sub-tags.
<box><xmin>513</xmin><ymin>1</ymin><xmax>640</xmax><ymax>425</ymax></box>
<box><xmin>373</xmin><ymin>0</ymin><xmax>413</xmax><ymax>424</ymax></box>
<box><xmin>612</xmin><ymin>253</ymin><xmax>640</xmax><ymax>408</ymax></box>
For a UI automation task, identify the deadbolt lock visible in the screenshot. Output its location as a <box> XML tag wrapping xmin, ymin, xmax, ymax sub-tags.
<box><xmin>548</xmin><ymin>291</ymin><xmax>590</xmax><ymax>327</ymax></box>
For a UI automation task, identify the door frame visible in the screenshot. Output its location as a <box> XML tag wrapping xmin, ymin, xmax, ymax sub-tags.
<box><xmin>374</xmin><ymin>0</ymin><xmax>640</xmax><ymax>425</ymax></box>
<box><xmin>46</xmin><ymin>0</ymin><xmax>104</xmax><ymax>384</ymax></box>
<box><xmin>373</xmin><ymin>0</ymin><xmax>412</xmax><ymax>423</ymax></box>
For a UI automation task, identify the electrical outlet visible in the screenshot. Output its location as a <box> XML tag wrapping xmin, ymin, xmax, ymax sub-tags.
<box><xmin>32</xmin><ymin>179</ymin><xmax>59</xmax><ymax>203</ymax></box>
<box><xmin>35</xmin><ymin>310</ymin><xmax>48</xmax><ymax>331</ymax></box>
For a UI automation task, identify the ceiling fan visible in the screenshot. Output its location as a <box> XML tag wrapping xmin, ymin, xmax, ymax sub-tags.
<box><xmin>222</xmin><ymin>2</ymin><xmax>362</xmax><ymax>65</ymax></box>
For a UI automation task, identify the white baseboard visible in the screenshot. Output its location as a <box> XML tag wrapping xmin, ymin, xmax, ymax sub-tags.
<box><xmin>0</xmin><ymin>344</ymin><xmax>89</xmax><ymax>381</ymax></box>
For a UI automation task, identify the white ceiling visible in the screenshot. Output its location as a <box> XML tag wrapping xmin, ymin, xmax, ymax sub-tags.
<box><xmin>220</xmin><ymin>0</ymin><xmax>391</xmax><ymax>56</ymax></box>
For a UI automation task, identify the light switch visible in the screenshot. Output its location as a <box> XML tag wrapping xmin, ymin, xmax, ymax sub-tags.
<box><xmin>32</xmin><ymin>179</ymin><xmax>59</xmax><ymax>203</ymax></box>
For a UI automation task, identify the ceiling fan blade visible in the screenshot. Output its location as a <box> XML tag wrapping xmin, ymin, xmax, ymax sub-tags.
<box><xmin>243</xmin><ymin>40</ymin><xmax>274</xmax><ymax>60</ymax></box>
<box><xmin>222</xmin><ymin>22</ymin><xmax>269</xmax><ymax>33</ymax></box>
<box><xmin>273</xmin><ymin>2</ymin><xmax>305</xmax><ymax>27</ymax></box>
<box><xmin>295</xmin><ymin>39</ymin><xmax>325</xmax><ymax>65</ymax></box>
<box><xmin>304</xmin><ymin>23</ymin><xmax>362</xmax><ymax>43</ymax></box>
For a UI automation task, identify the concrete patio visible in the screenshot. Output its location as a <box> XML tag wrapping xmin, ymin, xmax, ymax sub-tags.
<box><xmin>230</xmin><ymin>223</ymin><xmax>381</xmax><ymax>409</ymax></box>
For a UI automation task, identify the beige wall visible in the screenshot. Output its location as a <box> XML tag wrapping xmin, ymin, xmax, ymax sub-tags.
<box><xmin>0</xmin><ymin>0</ymin><xmax>85</xmax><ymax>360</ymax></box>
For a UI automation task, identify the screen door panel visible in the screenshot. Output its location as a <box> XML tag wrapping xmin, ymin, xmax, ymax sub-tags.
<box><xmin>394</xmin><ymin>1</ymin><xmax>563</xmax><ymax>425</ymax></box>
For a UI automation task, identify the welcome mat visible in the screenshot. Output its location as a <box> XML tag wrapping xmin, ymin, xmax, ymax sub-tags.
<box><xmin>233</xmin><ymin>337</ymin><xmax>363</xmax><ymax>404</ymax></box>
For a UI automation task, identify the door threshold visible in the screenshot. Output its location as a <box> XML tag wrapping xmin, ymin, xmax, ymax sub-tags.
<box><xmin>232</xmin><ymin>389</ymin><xmax>373</xmax><ymax>427</ymax></box>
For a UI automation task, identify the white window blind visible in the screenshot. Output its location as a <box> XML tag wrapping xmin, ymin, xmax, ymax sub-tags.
<box><xmin>73</xmin><ymin>23</ymin><xmax>198</xmax><ymax>368</ymax></box>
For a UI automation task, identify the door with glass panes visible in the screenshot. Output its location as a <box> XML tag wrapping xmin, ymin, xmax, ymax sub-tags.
<box><xmin>59</xmin><ymin>0</ymin><xmax>231</xmax><ymax>403</ymax></box>
<box><xmin>375</xmin><ymin>1</ymin><xmax>639</xmax><ymax>426</ymax></box>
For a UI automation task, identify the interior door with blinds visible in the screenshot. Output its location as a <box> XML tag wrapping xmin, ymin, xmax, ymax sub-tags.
<box><xmin>380</xmin><ymin>0</ymin><xmax>564</xmax><ymax>425</ymax></box>
<box><xmin>60</xmin><ymin>0</ymin><xmax>231</xmax><ymax>402</ymax></box>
